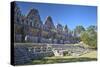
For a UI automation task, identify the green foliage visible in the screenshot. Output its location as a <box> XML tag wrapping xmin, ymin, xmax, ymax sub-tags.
<box><xmin>74</xmin><ymin>25</ymin><xmax>85</xmax><ymax>34</ymax></box>
<box><xmin>87</xmin><ymin>25</ymin><xmax>97</xmax><ymax>32</ymax></box>
<box><xmin>80</xmin><ymin>25</ymin><xmax>97</xmax><ymax>49</ymax></box>
<box><xmin>80</xmin><ymin>32</ymin><xmax>89</xmax><ymax>46</ymax></box>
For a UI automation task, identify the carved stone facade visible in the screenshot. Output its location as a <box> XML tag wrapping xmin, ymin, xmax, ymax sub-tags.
<box><xmin>14</xmin><ymin>3</ymin><xmax>77</xmax><ymax>44</ymax></box>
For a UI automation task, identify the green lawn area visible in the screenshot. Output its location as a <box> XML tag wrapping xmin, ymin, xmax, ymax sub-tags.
<box><xmin>79</xmin><ymin>50</ymin><xmax>97</xmax><ymax>58</ymax></box>
<box><xmin>30</xmin><ymin>50</ymin><xmax>97</xmax><ymax>65</ymax></box>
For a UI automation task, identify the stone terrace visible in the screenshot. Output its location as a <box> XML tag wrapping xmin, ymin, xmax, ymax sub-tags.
<box><xmin>14</xmin><ymin>43</ymin><xmax>91</xmax><ymax>65</ymax></box>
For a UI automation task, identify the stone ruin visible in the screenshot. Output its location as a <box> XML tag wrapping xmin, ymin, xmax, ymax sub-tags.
<box><xmin>14</xmin><ymin>43</ymin><xmax>91</xmax><ymax>65</ymax></box>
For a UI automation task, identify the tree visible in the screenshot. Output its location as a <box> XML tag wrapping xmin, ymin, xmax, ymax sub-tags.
<box><xmin>74</xmin><ymin>25</ymin><xmax>85</xmax><ymax>35</ymax></box>
<box><xmin>64</xmin><ymin>25</ymin><xmax>68</xmax><ymax>33</ymax></box>
<box><xmin>87</xmin><ymin>25</ymin><xmax>97</xmax><ymax>32</ymax></box>
<box><xmin>80</xmin><ymin>31</ymin><xmax>90</xmax><ymax>45</ymax></box>
<box><xmin>73</xmin><ymin>25</ymin><xmax>85</xmax><ymax>42</ymax></box>
<box><xmin>80</xmin><ymin>25</ymin><xmax>97</xmax><ymax>49</ymax></box>
<box><xmin>87</xmin><ymin>25</ymin><xmax>97</xmax><ymax>35</ymax></box>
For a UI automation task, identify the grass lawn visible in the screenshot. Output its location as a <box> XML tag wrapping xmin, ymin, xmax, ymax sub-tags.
<box><xmin>30</xmin><ymin>50</ymin><xmax>97</xmax><ymax>65</ymax></box>
<box><xmin>79</xmin><ymin>50</ymin><xmax>97</xmax><ymax>58</ymax></box>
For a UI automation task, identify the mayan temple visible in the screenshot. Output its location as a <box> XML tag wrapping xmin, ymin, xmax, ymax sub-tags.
<box><xmin>14</xmin><ymin>2</ymin><xmax>76</xmax><ymax>44</ymax></box>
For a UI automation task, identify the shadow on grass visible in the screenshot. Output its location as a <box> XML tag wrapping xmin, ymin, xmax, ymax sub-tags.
<box><xmin>17</xmin><ymin>57</ymin><xmax>97</xmax><ymax>66</ymax></box>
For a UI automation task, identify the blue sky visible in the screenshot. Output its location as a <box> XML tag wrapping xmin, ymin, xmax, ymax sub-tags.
<box><xmin>16</xmin><ymin>1</ymin><xmax>97</xmax><ymax>30</ymax></box>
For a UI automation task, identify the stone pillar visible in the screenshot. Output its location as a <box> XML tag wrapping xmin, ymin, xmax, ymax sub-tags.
<box><xmin>46</xmin><ymin>46</ymin><xmax>48</xmax><ymax>52</ymax></box>
<box><xmin>33</xmin><ymin>47</ymin><xmax>35</xmax><ymax>53</ymax></box>
<box><xmin>40</xmin><ymin>46</ymin><xmax>43</xmax><ymax>52</ymax></box>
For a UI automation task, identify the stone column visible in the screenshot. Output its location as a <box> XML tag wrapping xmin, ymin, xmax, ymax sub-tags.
<box><xmin>33</xmin><ymin>47</ymin><xmax>35</xmax><ymax>53</ymax></box>
<box><xmin>40</xmin><ymin>46</ymin><xmax>43</xmax><ymax>52</ymax></box>
<box><xmin>46</xmin><ymin>46</ymin><xmax>48</xmax><ymax>52</ymax></box>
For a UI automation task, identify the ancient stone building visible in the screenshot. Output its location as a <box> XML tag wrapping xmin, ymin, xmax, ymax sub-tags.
<box><xmin>14</xmin><ymin>3</ymin><xmax>23</xmax><ymax>42</ymax></box>
<box><xmin>14</xmin><ymin>2</ymin><xmax>77</xmax><ymax>44</ymax></box>
<box><xmin>24</xmin><ymin>8</ymin><xmax>43</xmax><ymax>43</ymax></box>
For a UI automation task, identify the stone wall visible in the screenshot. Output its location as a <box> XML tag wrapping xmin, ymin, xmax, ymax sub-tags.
<box><xmin>14</xmin><ymin>43</ymin><xmax>91</xmax><ymax>65</ymax></box>
<box><xmin>14</xmin><ymin>43</ymin><xmax>54</xmax><ymax>65</ymax></box>
<box><xmin>14</xmin><ymin>45</ymin><xmax>31</xmax><ymax>65</ymax></box>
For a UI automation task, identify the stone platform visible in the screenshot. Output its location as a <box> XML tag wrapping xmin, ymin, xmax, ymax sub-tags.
<box><xmin>14</xmin><ymin>43</ymin><xmax>91</xmax><ymax>65</ymax></box>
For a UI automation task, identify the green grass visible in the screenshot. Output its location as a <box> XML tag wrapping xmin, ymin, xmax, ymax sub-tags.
<box><xmin>80</xmin><ymin>51</ymin><xmax>97</xmax><ymax>58</ymax></box>
<box><xmin>30</xmin><ymin>57</ymin><xmax>97</xmax><ymax>65</ymax></box>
